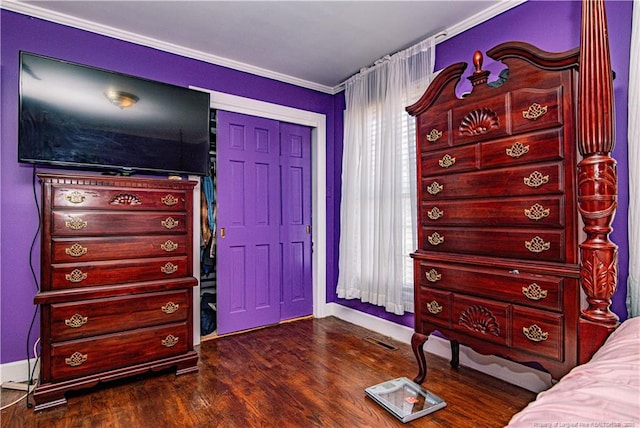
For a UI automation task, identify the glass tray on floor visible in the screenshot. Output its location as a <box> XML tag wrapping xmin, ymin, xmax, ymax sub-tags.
<box><xmin>365</xmin><ymin>377</ymin><xmax>446</xmax><ymax>423</ymax></box>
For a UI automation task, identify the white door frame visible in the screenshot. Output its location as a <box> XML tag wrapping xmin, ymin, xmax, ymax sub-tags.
<box><xmin>191</xmin><ymin>88</ymin><xmax>328</xmax><ymax>342</ymax></box>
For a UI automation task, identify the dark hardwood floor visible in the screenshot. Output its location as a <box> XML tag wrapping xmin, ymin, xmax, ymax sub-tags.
<box><xmin>1</xmin><ymin>317</ymin><xmax>535</xmax><ymax>427</ymax></box>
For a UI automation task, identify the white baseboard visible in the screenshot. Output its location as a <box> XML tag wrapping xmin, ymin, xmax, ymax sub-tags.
<box><xmin>0</xmin><ymin>358</ymin><xmax>38</xmax><ymax>384</ymax></box>
<box><xmin>325</xmin><ymin>302</ymin><xmax>416</xmax><ymax>344</ymax></box>
<box><xmin>325</xmin><ymin>302</ymin><xmax>552</xmax><ymax>393</ymax></box>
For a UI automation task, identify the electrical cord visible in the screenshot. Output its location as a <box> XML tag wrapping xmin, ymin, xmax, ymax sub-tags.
<box><xmin>1</xmin><ymin>339</ymin><xmax>39</xmax><ymax>411</ymax></box>
<box><xmin>0</xmin><ymin>389</ymin><xmax>33</xmax><ymax>412</ymax></box>
<box><xmin>28</xmin><ymin>166</ymin><xmax>41</xmax><ymax>291</ymax></box>
<box><xmin>24</xmin><ymin>308</ymin><xmax>40</xmax><ymax>409</ymax></box>
<box><xmin>23</xmin><ymin>165</ymin><xmax>42</xmax><ymax>408</ymax></box>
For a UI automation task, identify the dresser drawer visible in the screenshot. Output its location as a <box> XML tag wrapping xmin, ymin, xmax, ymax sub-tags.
<box><xmin>417</xmin><ymin>109</ymin><xmax>451</xmax><ymax>151</ymax></box>
<box><xmin>480</xmin><ymin>129</ymin><xmax>563</xmax><ymax>170</ymax></box>
<box><xmin>421</xmin><ymin>196</ymin><xmax>564</xmax><ymax>228</ymax></box>
<box><xmin>421</xmin><ymin>227</ymin><xmax>565</xmax><ymax>262</ymax></box>
<box><xmin>417</xmin><ymin>261</ymin><xmax>562</xmax><ymax>311</ymax></box>
<box><xmin>416</xmin><ymin>287</ymin><xmax>452</xmax><ymax>330</ymax></box>
<box><xmin>51</xmin><ymin>235</ymin><xmax>188</xmax><ymax>262</ymax></box>
<box><xmin>421</xmin><ymin>144</ymin><xmax>479</xmax><ymax>176</ymax></box>
<box><xmin>52</xmin><ymin>211</ymin><xmax>187</xmax><ymax>236</ymax></box>
<box><xmin>452</xmin><ymin>295</ymin><xmax>509</xmax><ymax>346</ymax></box>
<box><xmin>452</xmin><ymin>93</ymin><xmax>509</xmax><ymax>145</ymax></box>
<box><xmin>51</xmin><ymin>185</ymin><xmax>188</xmax><ymax>211</ymax></box>
<box><xmin>512</xmin><ymin>306</ymin><xmax>563</xmax><ymax>361</ymax></box>
<box><xmin>49</xmin><ymin>322</ymin><xmax>190</xmax><ymax>381</ymax></box>
<box><xmin>50</xmin><ymin>290</ymin><xmax>191</xmax><ymax>341</ymax></box>
<box><xmin>510</xmin><ymin>86</ymin><xmax>563</xmax><ymax>135</ymax></box>
<box><xmin>421</xmin><ymin>162</ymin><xmax>563</xmax><ymax>200</ymax></box>
<box><xmin>50</xmin><ymin>256</ymin><xmax>188</xmax><ymax>289</ymax></box>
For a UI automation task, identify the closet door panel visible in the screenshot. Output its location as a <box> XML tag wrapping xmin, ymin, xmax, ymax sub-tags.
<box><xmin>216</xmin><ymin>111</ymin><xmax>281</xmax><ymax>334</ymax></box>
<box><xmin>279</xmin><ymin>122</ymin><xmax>313</xmax><ymax>320</ymax></box>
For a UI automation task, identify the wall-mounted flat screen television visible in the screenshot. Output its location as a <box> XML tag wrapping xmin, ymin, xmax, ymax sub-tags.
<box><xmin>18</xmin><ymin>52</ymin><xmax>211</xmax><ymax>176</ymax></box>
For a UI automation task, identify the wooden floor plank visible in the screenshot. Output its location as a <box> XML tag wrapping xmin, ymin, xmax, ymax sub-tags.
<box><xmin>1</xmin><ymin>317</ymin><xmax>535</xmax><ymax>427</ymax></box>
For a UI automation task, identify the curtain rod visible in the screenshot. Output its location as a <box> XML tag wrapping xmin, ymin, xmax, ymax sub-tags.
<box><xmin>336</xmin><ymin>31</ymin><xmax>446</xmax><ymax>90</ymax></box>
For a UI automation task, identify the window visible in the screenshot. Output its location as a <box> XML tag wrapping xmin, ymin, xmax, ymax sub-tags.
<box><xmin>337</xmin><ymin>39</ymin><xmax>435</xmax><ymax>315</ymax></box>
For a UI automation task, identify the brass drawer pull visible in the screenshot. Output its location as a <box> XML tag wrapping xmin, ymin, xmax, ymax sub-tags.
<box><xmin>506</xmin><ymin>142</ymin><xmax>530</xmax><ymax>158</ymax></box>
<box><xmin>160</xmin><ymin>240</ymin><xmax>178</xmax><ymax>252</ymax></box>
<box><xmin>162</xmin><ymin>335</ymin><xmax>179</xmax><ymax>347</ymax></box>
<box><xmin>65</xmin><ymin>269</ymin><xmax>88</xmax><ymax>283</ymax></box>
<box><xmin>523</xmin><ymin>324</ymin><xmax>549</xmax><ymax>342</ymax></box>
<box><xmin>161</xmin><ymin>262</ymin><xmax>178</xmax><ymax>275</ymax></box>
<box><xmin>65</xmin><ymin>243</ymin><xmax>88</xmax><ymax>257</ymax></box>
<box><xmin>65</xmin><ymin>314</ymin><xmax>88</xmax><ymax>328</ymax></box>
<box><xmin>161</xmin><ymin>217</ymin><xmax>179</xmax><ymax>229</ymax></box>
<box><xmin>524</xmin><ymin>203</ymin><xmax>550</xmax><ymax>221</ymax></box>
<box><xmin>425</xmin><ymin>269</ymin><xmax>442</xmax><ymax>283</ymax></box>
<box><xmin>426</xmin><ymin>129</ymin><xmax>443</xmax><ymax>142</ymax></box>
<box><xmin>161</xmin><ymin>302</ymin><xmax>179</xmax><ymax>314</ymax></box>
<box><xmin>65</xmin><ymin>217</ymin><xmax>88</xmax><ymax>230</ymax></box>
<box><xmin>427</xmin><ymin>232</ymin><xmax>445</xmax><ymax>246</ymax></box>
<box><xmin>65</xmin><ymin>352</ymin><xmax>88</xmax><ymax>367</ymax></box>
<box><xmin>426</xmin><ymin>181</ymin><xmax>443</xmax><ymax>195</ymax></box>
<box><xmin>522</xmin><ymin>103</ymin><xmax>548</xmax><ymax>120</ymax></box>
<box><xmin>426</xmin><ymin>300</ymin><xmax>443</xmax><ymax>314</ymax></box>
<box><xmin>523</xmin><ymin>171</ymin><xmax>550</xmax><ymax>188</ymax></box>
<box><xmin>427</xmin><ymin>207</ymin><xmax>444</xmax><ymax>220</ymax></box>
<box><xmin>522</xmin><ymin>283</ymin><xmax>548</xmax><ymax>300</ymax></box>
<box><xmin>110</xmin><ymin>193</ymin><xmax>142</xmax><ymax>205</ymax></box>
<box><xmin>65</xmin><ymin>191</ymin><xmax>86</xmax><ymax>204</ymax></box>
<box><xmin>161</xmin><ymin>194</ymin><xmax>179</xmax><ymax>206</ymax></box>
<box><xmin>438</xmin><ymin>154</ymin><xmax>456</xmax><ymax>168</ymax></box>
<box><xmin>525</xmin><ymin>236</ymin><xmax>551</xmax><ymax>253</ymax></box>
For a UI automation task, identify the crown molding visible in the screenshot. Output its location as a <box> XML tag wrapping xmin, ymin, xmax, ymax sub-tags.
<box><xmin>437</xmin><ymin>0</ymin><xmax>528</xmax><ymax>45</ymax></box>
<box><xmin>332</xmin><ymin>0</ymin><xmax>527</xmax><ymax>93</ymax></box>
<box><xmin>2</xmin><ymin>0</ymin><xmax>527</xmax><ymax>96</ymax></box>
<box><xmin>1</xmin><ymin>0</ymin><xmax>336</xmax><ymax>94</ymax></box>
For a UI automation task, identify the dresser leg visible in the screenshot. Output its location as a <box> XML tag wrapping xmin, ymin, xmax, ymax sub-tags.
<box><xmin>450</xmin><ymin>339</ymin><xmax>460</xmax><ymax>369</ymax></box>
<box><xmin>411</xmin><ymin>332</ymin><xmax>428</xmax><ymax>384</ymax></box>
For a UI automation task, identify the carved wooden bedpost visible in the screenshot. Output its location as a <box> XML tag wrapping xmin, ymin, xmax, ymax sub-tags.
<box><xmin>577</xmin><ymin>0</ymin><xmax>619</xmax><ymax>363</ymax></box>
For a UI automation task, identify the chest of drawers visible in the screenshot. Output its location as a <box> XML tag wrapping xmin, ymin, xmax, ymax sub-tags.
<box><xmin>406</xmin><ymin>42</ymin><xmax>582</xmax><ymax>382</ymax></box>
<box><xmin>33</xmin><ymin>173</ymin><xmax>199</xmax><ymax>410</ymax></box>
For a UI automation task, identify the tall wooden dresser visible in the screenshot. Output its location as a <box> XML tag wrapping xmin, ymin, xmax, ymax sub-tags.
<box><xmin>406</xmin><ymin>42</ymin><xmax>583</xmax><ymax>382</ymax></box>
<box><xmin>33</xmin><ymin>173</ymin><xmax>199</xmax><ymax>410</ymax></box>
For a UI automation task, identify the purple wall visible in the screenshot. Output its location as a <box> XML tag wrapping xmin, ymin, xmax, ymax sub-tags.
<box><xmin>0</xmin><ymin>10</ymin><xmax>336</xmax><ymax>364</ymax></box>
<box><xmin>332</xmin><ymin>0</ymin><xmax>633</xmax><ymax>326</ymax></box>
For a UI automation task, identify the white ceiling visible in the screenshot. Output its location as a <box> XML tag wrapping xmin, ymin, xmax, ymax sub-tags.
<box><xmin>6</xmin><ymin>1</ymin><xmax>525</xmax><ymax>93</ymax></box>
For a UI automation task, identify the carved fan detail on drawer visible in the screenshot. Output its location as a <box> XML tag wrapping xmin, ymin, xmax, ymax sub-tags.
<box><xmin>459</xmin><ymin>108</ymin><xmax>499</xmax><ymax>137</ymax></box>
<box><xmin>458</xmin><ymin>305</ymin><xmax>501</xmax><ymax>336</ymax></box>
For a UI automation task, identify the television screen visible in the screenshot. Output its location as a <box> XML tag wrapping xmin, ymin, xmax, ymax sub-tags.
<box><xmin>18</xmin><ymin>52</ymin><xmax>211</xmax><ymax>176</ymax></box>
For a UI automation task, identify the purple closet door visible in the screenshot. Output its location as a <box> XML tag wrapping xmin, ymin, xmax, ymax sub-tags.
<box><xmin>279</xmin><ymin>122</ymin><xmax>313</xmax><ymax>320</ymax></box>
<box><xmin>216</xmin><ymin>111</ymin><xmax>281</xmax><ymax>334</ymax></box>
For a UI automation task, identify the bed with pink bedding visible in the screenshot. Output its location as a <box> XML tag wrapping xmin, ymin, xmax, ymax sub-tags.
<box><xmin>507</xmin><ymin>317</ymin><xmax>640</xmax><ymax>427</ymax></box>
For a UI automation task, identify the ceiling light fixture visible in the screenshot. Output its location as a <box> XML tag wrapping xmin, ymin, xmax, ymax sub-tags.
<box><xmin>104</xmin><ymin>89</ymin><xmax>139</xmax><ymax>109</ymax></box>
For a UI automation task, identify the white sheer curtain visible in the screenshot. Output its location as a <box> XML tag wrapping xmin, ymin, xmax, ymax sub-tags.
<box><xmin>627</xmin><ymin>0</ymin><xmax>640</xmax><ymax>317</ymax></box>
<box><xmin>337</xmin><ymin>37</ymin><xmax>435</xmax><ymax>315</ymax></box>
